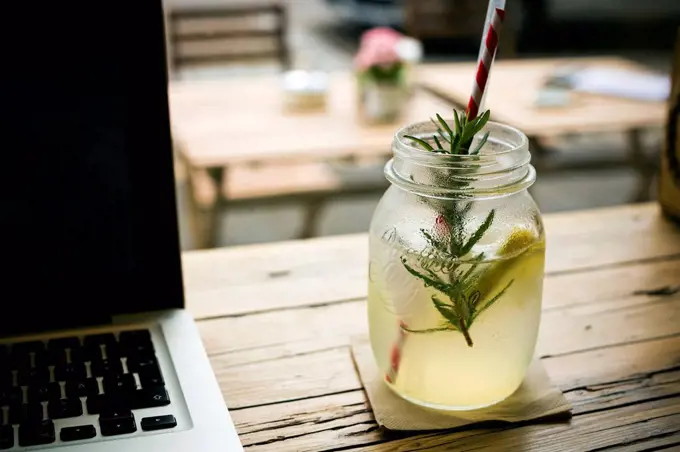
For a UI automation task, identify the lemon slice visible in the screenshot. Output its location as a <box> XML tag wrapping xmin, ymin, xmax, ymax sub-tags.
<box><xmin>475</xmin><ymin>228</ymin><xmax>545</xmax><ymax>309</ymax></box>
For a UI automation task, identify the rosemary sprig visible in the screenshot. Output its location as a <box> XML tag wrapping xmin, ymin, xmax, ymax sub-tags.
<box><xmin>398</xmin><ymin>109</ymin><xmax>514</xmax><ymax>347</ymax></box>
<box><xmin>405</xmin><ymin>109</ymin><xmax>491</xmax><ymax>155</ymax></box>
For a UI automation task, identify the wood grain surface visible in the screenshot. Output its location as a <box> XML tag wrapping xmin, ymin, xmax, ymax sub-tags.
<box><xmin>416</xmin><ymin>57</ymin><xmax>668</xmax><ymax>137</ymax></box>
<box><xmin>183</xmin><ymin>203</ymin><xmax>680</xmax><ymax>450</ymax></box>
<box><xmin>168</xmin><ymin>73</ymin><xmax>450</xmax><ymax>168</ymax></box>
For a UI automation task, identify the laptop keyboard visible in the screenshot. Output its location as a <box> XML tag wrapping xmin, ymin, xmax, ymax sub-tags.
<box><xmin>0</xmin><ymin>329</ymin><xmax>177</xmax><ymax>449</ymax></box>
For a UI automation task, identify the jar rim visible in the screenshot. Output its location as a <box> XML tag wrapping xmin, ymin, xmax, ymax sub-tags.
<box><xmin>393</xmin><ymin>119</ymin><xmax>529</xmax><ymax>162</ymax></box>
<box><xmin>386</xmin><ymin>119</ymin><xmax>535</xmax><ymax>199</ymax></box>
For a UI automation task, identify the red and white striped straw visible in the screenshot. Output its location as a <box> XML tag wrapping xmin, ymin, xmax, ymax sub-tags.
<box><xmin>466</xmin><ymin>1</ymin><xmax>506</xmax><ymax>120</ymax></box>
<box><xmin>385</xmin><ymin>320</ymin><xmax>408</xmax><ymax>384</ymax></box>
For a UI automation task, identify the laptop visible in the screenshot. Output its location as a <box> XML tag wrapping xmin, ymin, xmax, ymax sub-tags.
<box><xmin>0</xmin><ymin>0</ymin><xmax>243</xmax><ymax>450</ymax></box>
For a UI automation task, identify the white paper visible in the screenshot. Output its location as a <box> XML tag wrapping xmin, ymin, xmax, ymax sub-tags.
<box><xmin>569</xmin><ymin>67</ymin><xmax>671</xmax><ymax>102</ymax></box>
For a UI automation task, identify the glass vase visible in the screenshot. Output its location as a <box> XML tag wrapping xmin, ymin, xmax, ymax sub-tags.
<box><xmin>357</xmin><ymin>79</ymin><xmax>408</xmax><ymax>124</ymax></box>
<box><xmin>368</xmin><ymin>118</ymin><xmax>545</xmax><ymax>411</ymax></box>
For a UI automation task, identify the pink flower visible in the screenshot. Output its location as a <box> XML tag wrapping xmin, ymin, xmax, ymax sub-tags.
<box><xmin>360</xmin><ymin>27</ymin><xmax>402</xmax><ymax>47</ymax></box>
<box><xmin>354</xmin><ymin>27</ymin><xmax>403</xmax><ymax>71</ymax></box>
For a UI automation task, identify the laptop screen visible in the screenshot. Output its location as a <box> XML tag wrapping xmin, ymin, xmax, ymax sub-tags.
<box><xmin>0</xmin><ymin>1</ymin><xmax>184</xmax><ymax>336</ymax></box>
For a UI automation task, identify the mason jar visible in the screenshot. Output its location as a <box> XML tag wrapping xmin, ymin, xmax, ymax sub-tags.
<box><xmin>368</xmin><ymin>118</ymin><xmax>545</xmax><ymax>411</ymax></box>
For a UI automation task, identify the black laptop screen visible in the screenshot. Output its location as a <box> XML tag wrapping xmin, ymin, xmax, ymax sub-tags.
<box><xmin>0</xmin><ymin>1</ymin><xmax>184</xmax><ymax>336</ymax></box>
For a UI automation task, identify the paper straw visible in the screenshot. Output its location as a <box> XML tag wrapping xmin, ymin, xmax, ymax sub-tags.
<box><xmin>385</xmin><ymin>320</ymin><xmax>407</xmax><ymax>384</ymax></box>
<box><xmin>466</xmin><ymin>0</ymin><xmax>507</xmax><ymax>120</ymax></box>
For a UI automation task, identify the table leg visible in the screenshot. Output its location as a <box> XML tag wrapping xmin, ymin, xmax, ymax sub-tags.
<box><xmin>627</xmin><ymin>129</ymin><xmax>657</xmax><ymax>203</ymax></box>
<box><xmin>528</xmin><ymin>136</ymin><xmax>550</xmax><ymax>171</ymax></box>
<box><xmin>299</xmin><ymin>197</ymin><xmax>325</xmax><ymax>239</ymax></box>
<box><xmin>526</xmin><ymin>136</ymin><xmax>550</xmax><ymax>200</ymax></box>
<box><xmin>205</xmin><ymin>166</ymin><xmax>226</xmax><ymax>248</ymax></box>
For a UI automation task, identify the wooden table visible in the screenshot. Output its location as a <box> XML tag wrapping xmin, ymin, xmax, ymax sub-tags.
<box><xmin>169</xmin><ymin>73</ymin><xmax>450</xmax><ymax>247</ymax></box>
<box><xmin>182</xmin><ymin>202</ymin><xmax>680</xmax><ymax>451</ymax></box>
<box><xmin>417</xmin><ymin>57</ymin><xmax>669</xmax><ymax>202</ymax></box>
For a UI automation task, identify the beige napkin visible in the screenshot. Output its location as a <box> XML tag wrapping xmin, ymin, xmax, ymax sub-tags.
<box><xmin>351</xmin><ymin>340</ymin><xmax>572</xmax><ymax>431</ymax></box>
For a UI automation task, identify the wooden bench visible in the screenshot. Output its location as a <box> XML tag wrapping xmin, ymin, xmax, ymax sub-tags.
<box><xmin>165</xmin><ymin>1</ymin><xmax>289</xmax><ymax>75</ymax></box>
<box><xmin>182</xmin><ymin>161</ymin><xmax>388</xmax><ymax>246</ymax></box>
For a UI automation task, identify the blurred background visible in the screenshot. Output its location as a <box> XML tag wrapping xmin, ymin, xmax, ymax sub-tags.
<box><xmin>164</xmin><ymin>0</ymin><xmax>679</xmax><ymax>250</ymax></box>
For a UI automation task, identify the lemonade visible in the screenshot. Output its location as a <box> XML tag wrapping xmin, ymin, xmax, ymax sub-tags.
<box><xmin>368</xmin><ymin>228</ymin><xmax>545</xmax><ymax>410</ymax></box>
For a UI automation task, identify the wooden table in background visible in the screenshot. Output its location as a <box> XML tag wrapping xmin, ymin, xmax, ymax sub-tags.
<box><xmin>169</xmin><ymin>73</ymin><xmax>450</xmax><ymax>247</ymax></box>
<box><xmin>417</xmin><ymin>57</ymin><xmax>669</xmax><ymax>202</ymax></box>
<box><xmin>182</xmin><ymin>203</ymin><xmax>680</xmax><ymax>451</ymax></box>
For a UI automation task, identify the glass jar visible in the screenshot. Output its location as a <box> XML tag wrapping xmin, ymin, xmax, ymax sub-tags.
<box><xmin>357</xmin><ymin>79</ymin><xmax>409</xmax><ymax>124</ymax></box>
<box><xmin>368</xmin><ymin>118</ymin><xmax>545</xmax><ymax>411</ymax></box>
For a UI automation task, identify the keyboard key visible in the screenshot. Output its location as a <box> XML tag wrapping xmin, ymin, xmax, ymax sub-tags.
<box><xmin>127</xmin><ymin>355</ymin><xmax>159</xmax><ymax>374</ymax></box>
<box><xmin>86</xmin><ymin>393</ymin><xmax>125</xmax><ymax>415</ymax></box>
<box><xmin>0</xmin><ymin>370</ymin><xmax>11</xmax><ymax>389</ymax></box>
<box><xmin>12</xmin><ymin>342</ymin><xmax>45</xmax><ymax>356</ymax></box>
<box><xmin>48</xmin><ymin>337</ymin><xmax>80</xmax><ymax>352</ymax></box>
<box><xmin>7</xmin><ymin>387</ymin><xmax>23</xmax><ymax>406</ymax></box>
<box><xmin>119</xmin><ymin>329</ymin><xmax>151</xmax><ymax>345</ymax></box>
<box><xmin>19</xmin><ymin>420</ymin><xmax>55</xmax><ymax>447</ymax></box>
<box><xmin>12</xmin><ymin>347</ymin><xmax>46</xmax><ymax>371</ymax></box>
<box><xmin>91</xmin><ymin>359</ymin><xmax>123</xmax><ymax>378</ymax></box>
<box><xmin>9</xmin><ymin>402</ymin><xmax>44</xmax><ymax>425</ymax></box>
<box><xmin>141</xmin><ymin>414</ymin><xmax>176</xmax><ymax>432</ymax></box>
<box><xmin>28</xmin><ymin>383</ymin><xmax>61</xmax><ymax>403</ymax></box>
<box><xmin>104</xmin><ymin>374</ymin><xmax>137</xmax><ymax>395</ymax></box>
<box><xmin>0</xmin><ymin>424</ymin><xmax>13</xmax><ymax>450</ymax></box>
<box><xmin>48</xmin><ymin>349</ymin><xmax>67</xmax><ymax>366</ymax></box>
<box><xmin>119</xmin><ymin>330</ymin><xmax>153</xmax><ymax>355</ymax></box>
<box><xmin>103</xmin><ymin>348</ymin><xmax>121</xmax><ymax>365</ymax></box>
<box><xmin>68</xmin><ymin>347</ymin><xmax>86</xmax><ymax>364</ymax></box>
<box><xmin>66</xmin><ymin>378</ymin><xmax>99</xmax><ymax>399</ymax></box>
<box><xmin>128</xmin><ymin>386</ymin><xmax>170</xmax><ymax>409</ymax></box>
<box><xmin>48</xmin><ymin>398</ymin><xmax>83</xmax><ymax>419</ymax></box>
<box><xmin>121</xmin><ymin>343</ymin><xmax>155</xmax><ymax>361</ymax></box>
<box><xmin>9</xmin><ymin>352</ymin><xmax>29</xmax><ymax>371</ymax></box>
<box><xmin>99</xmin><ymin>408</ymin><xmax>136</xmax><ymax>436</ymax></box>
<box><xmin>84</xmin><ymin>333</ymin><xmax>116</xmax><ymax>347</ymax></box>
<box><xmin>55</xmin><ymin>363</ymin><xmax>86</xmax><ymax>382</ymax></box>
<box><xmin>83</xmin><ymin>344</ymin><xmax>104</xmax><ymax>362</ymax></box>
<box><xmin>18</xmin><ymin>367</ymin><xmax>50</xmax><ymax>386</ymax></box>
<box><xmin>85</xmin><ymin>395</ymin><xmax>107</xmax><ymax>415</ymax></box>
<box><xmin>84</xmin><ymin>335</ymin><xmax>116</xmax><ymax>362</ymax></box>
<box><xmin>138</xmin><ymin>369</ymin><xmax>164</xmax><ymax>388</ymax></box>
<box><xmin>33</xmin><ymin>350</ymin><xmax>50</xmax><ymax>369</ymax></box>
<box><xmin>60</xmin><ymin>425</ymin><xmax>96</xmax><ymax>442</ymax></box>
<box><xmin>0</xmin><ymin>381</ymin><xmax>17</xmax><ymax>405</ymax></box>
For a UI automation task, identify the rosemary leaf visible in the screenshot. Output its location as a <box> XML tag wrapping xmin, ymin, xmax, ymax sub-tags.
<box><xmin>402</xmin><ymin>326</ymin><xmax>457</xmax><ymax>334</ymax></box>
<box><xmin>421</xmin><ymin>229</ymin><xmax>450</xmax><ymax>256</ymax></box>
<box><xmin>460</xmin><ymin>252</ymin><xmax>485</xmax><ymax>282</ymax></box>
<box><xmin>436</xmin><ymin>113</ymin><xmax>453</xmax><ymax>137</ymax></box>
<box><xmin>453</xmin><ymin>110</ymin><xmax>461</xmax><ymax>136</ymax></box>
<box><xmin>461</xmin><ymin>202</ymin><xmax>474</xmax><ymax>217</ymax></box>
<box><xmin>433</xmin><ymin>135</ymin><xmax>444</xmax><ymax>150</ymax></box>
<box><xmin>459</xmin><ymin>209</ymin><xmax>495</xmax><ymax>257</ymax></box>
<box><xmin>437</xmin><ymin>129</ymin><xmax>452</xmax><ymax>144</ymax></box>
<box><xmin>432</xmin><ymin>296</ymin><xmax>462</xmax><ymax>330</ymax></box>
<box><xmin>401</xmin><ymin>258</ymin><xmax>451</xmax><ymax>295</ymax></box>
<box><xmin>473</xmin><ymin>279</ymin><xmax>515</xmax><ymax>321</ymax></box>
<box><xmin>464</xmin><ymin>291</ymin><xmax>481</xmax><ymax>325</ymax></box>
<box><xmin>404</xmin><ymin>135</ymin><xmax>434</xmax><ymax>152</ymax></box>
<box><xmin>472</xmin><ymin>131</ymin><xmax>490</xmax><ymax>155</ymax></box>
